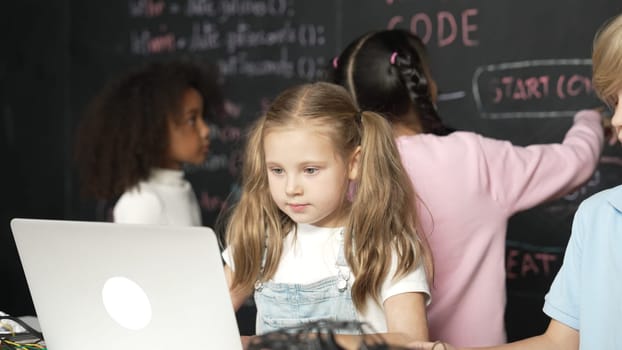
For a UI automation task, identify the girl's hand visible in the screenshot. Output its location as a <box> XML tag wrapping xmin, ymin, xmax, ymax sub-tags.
<box><xmin>241</xmin><ymin>335</ymin><xmax>255</xmax><ymax>349</ymax></box>
<box><xmin>594</xmin><ymin>106</ymin><xmax>618</xmax><ymax>145</ymax></box>
<box><xmin>408</xmin><ymin>340</ymin><xmax>454</xmax><ymax>350</ymax></box>
<box><xmin>603</xmin><ymin>117</ymin><xmax>618</xmax><ymax>145</ymax></box>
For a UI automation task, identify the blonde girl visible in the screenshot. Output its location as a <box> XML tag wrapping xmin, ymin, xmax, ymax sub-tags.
<box><xmin>222</xmin><ymin>82</ymin><xmax>432</xmax><ymax>343</ymax></box>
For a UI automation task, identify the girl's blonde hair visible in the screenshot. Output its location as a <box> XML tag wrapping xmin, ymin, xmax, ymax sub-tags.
<box><xmin>593</xmin><ymin>13</ymin><xmax>622</xmax><ymax>106</ymax></box>
<box><xmin>225</xmin><ymin>82</ymin><xmax>432</xmax><ymax>311</ymax></box>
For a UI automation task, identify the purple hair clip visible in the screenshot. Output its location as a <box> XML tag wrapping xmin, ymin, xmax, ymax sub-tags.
<box><xmin>332</xmin><ymin>57</ymin><xmax>339</xmax><ymax>69</ymax></box>
<box><xmin>390</xmin><ymin>52</ymin><xmax>398</xmax><ymax>65</ymax></box>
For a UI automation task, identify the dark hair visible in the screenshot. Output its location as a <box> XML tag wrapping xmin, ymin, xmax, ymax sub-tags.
<box><xmin>74</xmin><ymin>60</ymin><xmax>224</xmax><ymax>199</ymax></box>
<box><xmin>331</xmin><ymin>29</ymin><xmax>454</xmax><ymax>136</ymax></box>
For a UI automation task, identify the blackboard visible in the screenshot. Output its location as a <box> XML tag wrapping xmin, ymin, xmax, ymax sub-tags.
<box><xmin>2</xmin><ymin>0</ymin><xmax>622</xmax><ymax>341</ymax></box>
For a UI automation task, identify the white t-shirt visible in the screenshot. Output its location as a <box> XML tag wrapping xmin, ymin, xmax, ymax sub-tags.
<box><xmin>222</xmin><ymin>223</ymin><xmax>430</xmax><ymax>332</ymax></box>
<box><xmin>113</xmin><ymin>168</ymin><xmax>202</xmax><ymax>226</ymax></box>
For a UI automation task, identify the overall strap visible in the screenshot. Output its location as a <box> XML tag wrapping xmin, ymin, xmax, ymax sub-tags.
<box><xmin>336</xmin><ymin>229</ymin><xmax>350</xmax><ymax>292</ymax></box>
<box><xmin>254</xmin><ymin>236</ymin><xmax>268</xmax><ymax>291</ymax></box>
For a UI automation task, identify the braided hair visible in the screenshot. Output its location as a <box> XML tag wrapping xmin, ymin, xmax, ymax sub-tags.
<box><xmin>331</xmin><ymin>29</ymin><xmax>454</xmax><ymax>136</ymax></box>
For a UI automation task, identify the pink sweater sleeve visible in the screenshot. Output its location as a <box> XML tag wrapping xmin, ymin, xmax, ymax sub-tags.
<box><xmin>478</xmin><ymin>109</ymin><xmax>604</xmax><ymax>213</ymax></box>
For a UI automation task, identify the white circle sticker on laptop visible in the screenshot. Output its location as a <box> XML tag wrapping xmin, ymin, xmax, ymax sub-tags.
<box><xmin>102</xmin><ymin>276</ymin><xmax>152</xmax><ymax>330</ymax></box>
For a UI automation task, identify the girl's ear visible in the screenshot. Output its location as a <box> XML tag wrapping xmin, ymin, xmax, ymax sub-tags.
<box><xmin>347</xmin><ymin>146</ymin><xmax>361</xmax><ymax>180</ymax></box>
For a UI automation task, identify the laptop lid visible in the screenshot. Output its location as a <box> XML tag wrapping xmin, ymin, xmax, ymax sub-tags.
<box><xmin>10</xmin><ymin>218</ymin><xmax>242</xmax><ymax>350</ymax></box>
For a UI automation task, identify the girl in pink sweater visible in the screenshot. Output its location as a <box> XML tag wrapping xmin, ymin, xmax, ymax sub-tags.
<box><xmin>331</xmin><ymin>29</ymin><xmax>604</xmax><ymax>347</ymax></box>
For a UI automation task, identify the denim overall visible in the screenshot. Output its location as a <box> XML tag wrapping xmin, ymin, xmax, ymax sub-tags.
<box><xmin>254</xmin><ymin>230</ymin><xmax>359</xmax><ymax>334</ymax></box>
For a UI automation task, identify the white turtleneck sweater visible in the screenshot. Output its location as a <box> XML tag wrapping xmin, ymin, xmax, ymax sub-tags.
<box><xmin>113</xmin><ymin>168</ymin><xmax>202</xmax><ymax>226</ymax></box>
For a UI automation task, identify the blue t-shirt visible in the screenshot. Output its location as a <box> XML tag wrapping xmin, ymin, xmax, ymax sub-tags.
<box><xmin>543</xmin><ymin>185</ymin><xmax>622</xmax><ymax>349</ymax></box>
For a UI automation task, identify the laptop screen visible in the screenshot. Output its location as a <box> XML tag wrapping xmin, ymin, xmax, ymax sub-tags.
<box><xmin>11</xmin><ymin>218</ymin><xmax>242</xmax><ymax>350</ymax></box>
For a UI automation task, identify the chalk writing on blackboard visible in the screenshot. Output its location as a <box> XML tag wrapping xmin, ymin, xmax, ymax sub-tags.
<box><xmin>201</xmin><ymin>191</ymin><xmax>227</xmax><ymax>211</ymax></box>
<box><xmin>129</xmin><ymin>0</ymin><xmax>167</xmax><ymax>17</ymax></box>
<box><xmin>131</xmin><ymin>22</ymin><xmax>326</xmax><ymax>53</ymax></box>
<box><xmin>472</xmin><ymin>59</ymin><xmax>595</xmax><ymax>119</ymax></box>
<box><xmin>129</xmin><ymin>0</ymin><xmax>293</xmax><ymax>18</ymax></box>
<box><xmin>544</xmin><ymin>157</ymin><xmax>622</xmax><ymax>216</ymax></box>
<box><xmin>126</xmin><ymin>0</ymin><xmax>330</xmax><ymax>80</ymax></box>
<box><xmin>506</xmin><ymin>240</ymin><xmax>564</xmax><ymax>296</ymax></box>
<box><xmin>200</xmin><ymin>183</ymin><xmax>241</xmax><ymax>211</ymax></box>
<box><xmin>563</xmin><ymin>169</ymin><xmax>601</xmax><ymax>202</ymax></box>
<box><xmin>437</xmin><ymin>91</ymin><xmax>466</xmax><ymax>102</ymax></box>
<box><xmin>386</xmin><ymin>8</ymin><xmax>479</xmax><ymax>47</ymax></box>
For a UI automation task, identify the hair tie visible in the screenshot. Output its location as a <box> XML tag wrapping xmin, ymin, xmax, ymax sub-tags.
<box><xmin>355</xmin><ymin>110</ymin><xmax>363</xmax><ymax>125</ymax></box>
<box><xmin>332</xmin><ymin>57</ymin><xmax>339</xmax><ymax>69</ymax></box>
<box><xmin>390</xmin><ymin>52</ymin><xmax>398</xmax><ymax>65</ymax></box>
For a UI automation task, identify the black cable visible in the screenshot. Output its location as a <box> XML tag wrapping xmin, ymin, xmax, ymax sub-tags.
<box><xmin>0</xmin><ymin>316</ymin><xmax>44</xmax><ymax>343</ymax></box>
<box><xmin>248</xmin><ymin>320</ymin><xmax>412</xmax><ymax>350</ymax></box>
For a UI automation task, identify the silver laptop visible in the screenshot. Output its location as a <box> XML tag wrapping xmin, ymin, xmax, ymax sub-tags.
<box><xmin>10</xmin><ymin>218</ymin><xmax>243</xmax><ymax>350</ymax></box>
